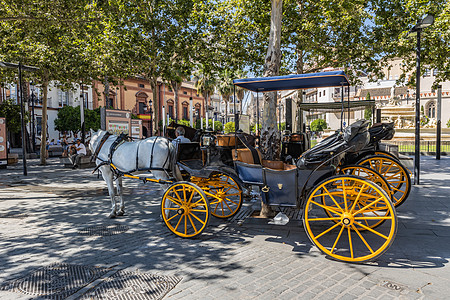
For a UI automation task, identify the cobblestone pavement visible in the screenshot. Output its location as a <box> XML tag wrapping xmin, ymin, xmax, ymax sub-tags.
<box><xmin>0</xmin><ymin>156</ymin><xmax>449</xmax><ymax>299</ymax></box>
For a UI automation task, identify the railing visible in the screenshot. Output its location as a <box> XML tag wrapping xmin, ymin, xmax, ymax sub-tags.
<box><xmin>384</xmin><ymin>140</ymin><xmax>450</xmax><ymax>153</ymax></box>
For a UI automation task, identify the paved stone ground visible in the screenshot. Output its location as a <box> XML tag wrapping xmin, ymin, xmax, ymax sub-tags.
<box><xmin>0</xmin><ymin>156</ymin><xmax>449</xmax><ymax>299</ymax></box>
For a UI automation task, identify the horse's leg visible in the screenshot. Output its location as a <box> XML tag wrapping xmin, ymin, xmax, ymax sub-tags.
<box><xmin>100</xmin><ymin>165</ymin><xmax>117</xmax><ymax>219</ymax></box>
<box><xmin>115</xmin><ymin>176</ymin><xmax>125</xmax><ymax>216</ymax></box>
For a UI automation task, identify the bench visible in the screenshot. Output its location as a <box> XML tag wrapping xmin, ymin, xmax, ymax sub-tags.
<box><xmin>60</xmin><ymin>156</ymin><xmax>96</xmax><ymax>169</ymax></box>
<box><xmin>7</xmin><ymin>153</ymin><xmax>19</xmax><ymax>165</ymax></box>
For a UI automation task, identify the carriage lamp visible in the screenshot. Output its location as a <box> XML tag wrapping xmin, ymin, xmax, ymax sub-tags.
<box><xmin>202</xmin><ymin>135</ymin><xmax>212</xmax><ymax>147</ymax></box>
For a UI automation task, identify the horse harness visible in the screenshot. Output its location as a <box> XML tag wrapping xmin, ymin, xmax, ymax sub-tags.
<box><xmin>92</xmin><ymin>132</ymin><xmax>172</xmax><ymax>178</ymax></box>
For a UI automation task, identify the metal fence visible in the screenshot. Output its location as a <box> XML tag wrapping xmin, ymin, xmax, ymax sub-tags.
<box><xmin>384</xmin><ymin>140</ymin><xmax>450</xmax><ymax>153</ymax></box>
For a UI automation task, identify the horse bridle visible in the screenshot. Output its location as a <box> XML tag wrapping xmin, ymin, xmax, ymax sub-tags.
<box><xmin>91</xmin><ymin>131</ymin><xmax>112</xmax><ymax>163</ymax></box>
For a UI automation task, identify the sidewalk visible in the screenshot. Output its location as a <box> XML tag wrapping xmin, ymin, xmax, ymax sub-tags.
<box><xmin>0</xmin><ymin>156</ymin><xmax>449</xmax><ymax>299</ymax></box>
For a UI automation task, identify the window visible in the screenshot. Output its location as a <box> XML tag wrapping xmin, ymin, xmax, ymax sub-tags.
<box><xmin>81</xmin><ymin>92</ymin><xmax>89</xmax><ymax>109</ymax></box>
<box><xmin>425</xmin><ymin>100</ymin><xmax>436</xmax><ymax>118</ymax></box>
<box><xmin>319</xmin><ymin>92</ymin><xmax>321</xmax><ymax>97</ymax></box>
<box><xmin>168</xmin><ymin>86</ymin><xmax>173</xmax><ymax>92</ymax></box>
<box><xmin>433</xmin><ymin>68</ymin><xmax>438</xmax><ymax>76</ymax></box>
<box><xmin>168</xmin><ymin>105</ymin><xmax>174</xmax><ymax>118</ymax></box>
<box><xmin>424</xmin><ymin>69</ymin><xmax>431</xmax><ymax>77</ymax></box>
<box><xmin>58</xmin><ymin>90</ymin><xmax>70</xmax><ymax>107</ymax></box>
<box><xmin>183</xmin><ymin>106</ymin><xmax>188</xmax><ymax>120</ymax></box>
<box><xmin>323</xmin><ymin>90</ymin><xmax>325</xmax><ymax>96</ymax></box>
<box><xmin>138</xmin><ymin>83</ymin><xmax>145</xmax><ymax>88</ymax></box>
<box><xmin>183</xmin><ymin>91</ymin><xmax>188</xmax><ymax>95</ymax></box>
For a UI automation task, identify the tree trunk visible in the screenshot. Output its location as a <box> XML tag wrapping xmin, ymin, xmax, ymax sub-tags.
<box><xmin>39</xmin><ymin>70</ymin><xmax>49</xmax><ymax>165</ymax></box>
<box><xmin>104</xmin><ymin>76</ymin><xmax>109</xmax><ymax>108</ymax></box>
<box><xmin>150</xmin><ymin>78</ymin><xmax>158</xmax><ymax>135</ymax></box>
<box><xmin>260</xmin><ymin>0</ymin><xmax>283</xmax><ymax>218</ymax></box>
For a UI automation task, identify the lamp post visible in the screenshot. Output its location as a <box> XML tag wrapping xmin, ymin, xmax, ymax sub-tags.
<box><xmin>148</xmin><ymin>99</ymin><xmax>153</xmax><ymax>136</ymax></box>
<box><xmin>30</xmin><ymin>82</ymin><xmax>36</xmax><ymax>153</ymax></box>
<box><xmin>408</xmin><ymin>14</ymin><xmax>434</xmax><ymax>185</ymax></box>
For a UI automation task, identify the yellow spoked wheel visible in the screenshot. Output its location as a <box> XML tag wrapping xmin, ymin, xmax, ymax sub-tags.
<box><xmin>336</xmin><ymin>165</ymin><xmax>393</xmax><ymax>229</ymax></box>
<box><xmin>303</xmin><ymin>175</ymin><xmax>397</xmax><ymax>263</ymax></box>
<box><xmin>161</xmin><ymin>182</ymin><xmax>210</xmax><ymax>238</ymax></box>
<box><xmin>191</xmin><ymin>174</ymin><xmax>243</xmax><ymax>218</ymax></box>
<box><xmin>374</xmin><ymin>150</ymin><xmax>397</xmax><ymax>160</ymax></box>
<box><xmin>357</xmin><ymin>155</ymin><xmax>411</xmax><ymax>207</ymax></box>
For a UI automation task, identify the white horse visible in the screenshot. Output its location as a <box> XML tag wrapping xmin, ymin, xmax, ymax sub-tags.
<box><xmin>89</xmin><ymin>129</ymin><xmax>178</xmax><ymax>218</ymax></box>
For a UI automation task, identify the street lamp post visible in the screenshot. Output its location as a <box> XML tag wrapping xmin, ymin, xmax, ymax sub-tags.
<box><xmin>408</xmin><ymin>14</ymin><xmax>434</xmax><ymax>185</ymax></box>
<box><xmin>30</xmin><ymin>82</ymin><xmax>36</xmax><ymax>153</ymax></box>
<box><xmin>148</xmin><ymin>99</ymin><xmax>153</xmax><ymax>137</ymax></box>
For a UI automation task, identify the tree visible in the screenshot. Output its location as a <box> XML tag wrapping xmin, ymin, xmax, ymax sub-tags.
<box><xmin>224</xmin><ymin>121</ymin><xmax>235</xmax><ymax>133</ymax></box>
<box><xmin>310</xmin><ymin>119</ymin><xmax>327</xmax><ymax>132</ymax></box>
<box><xmin>54</xmin><ymin>106</ymin><xmax>100</xmax><ymax>136</ymax></box>
<box><xmin>0</xmin><ymin>98</ymin><xmax>27</xmax><ymax>133</ymax></box>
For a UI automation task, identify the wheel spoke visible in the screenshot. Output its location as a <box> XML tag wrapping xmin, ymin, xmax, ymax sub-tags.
<box><xmin>306</xmin><ymin>217</ymin><xmax>341</xmax><ymax>221</ymax></box>
<box><xmin>314</xmin><ymin>221</ymin><xmax>342</xmax><ymax>239</ymax></box>
<box><xmin>354</xmin><ymin>216</ymin><xmax>392</xmax><ymax>220</ymax></box>
<box><xmin>190</xmin><ymin>211</ymin><xmax>206</xmax><ymax>225</ymax></box>
<box><xmin>341</xmin><ymin>179</ymin><xmax>348</xmax><ymax>211</ymax></box>
<box><xmin>350</xmin><ymin>183</ymin><xmax>366</xmax><ymax>213</ymax></box>
<box><xmin>188</xmin><ymin>214</ymin><xmax>197</xmax><ymax>233</ymax></box>
<box><xmin>351</xmin><ymin>224</ymin><xmax>374</xmax><ymax>253</ymax></box>
<box><xmin>173</xmin><ymin>189</ymin><xmax>184</xmax><ymax>203</ymax></box>
<box><xmin>166</xmin><ymin>196</ymin><xmax>182</xmax><ymax>207</ymax></box>
<box><xmin>353</xmin><ymin>197</ymin><xmax>385</xmax><ymax>215</ymax></box>
<box><xmin>184</xmin><ymin>213</ymin><xmax>187</xmax><ymax>235</ymax></box>
<box><xmin>166</xmin><ymin>214</ymin><xmax>180</xmax><ymax>222</ymax></box>
<box><xmin>223</xmin><ymin>199</ymin><xmax>233</xmax><ymax>213</ymax></box>
<box><xmin>174</xmin><ymin>215</ymin><xmax>183</xmax><ymax>232</ymax></box>
<box><xmin>309</xmin><ymin>200</ymin><xmax>343</xmax><ymax>216</ymax></box>
<box><xmin>348</xmin><ymin>227</ymin><xmax>353</xmax><ymax>259</ymax></box>
<box><xmin>353</xmin><ymin>221</ymin><xmax>389</xmax><ymax>239</ymax></box>
<box><xmin>191</xmin><ymin>209</ymin><xmax>208</xmax><ymax>212</ymax></box>
<box><xmin>323</xmin><ymin>186</ymin><xmax>343</xmax><ymax>211</ymax></box>
<box><xmin>225</xmin><ymin>197</ymin><xmax>238</xmax><ymax>205</ymax></box>
<box><xmin>331</xmin><ymin>225</ymin><xmax>345</xmax><ymax>254</ymax></box>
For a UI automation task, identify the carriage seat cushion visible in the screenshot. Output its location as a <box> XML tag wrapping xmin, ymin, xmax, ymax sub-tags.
<box><xmin>369</xmin><ymin>122</ymin><xmax>395</xmax><ymax>142</ymax></box>
<box><xmin>232</xmin><ymin>148</ymin><xmax>263</xmax><ymax>164</ymax></box>
<box><xmin>343</xmin><ymin>120</ymin><xmax>370</xmax><ymax>152</ymax></box>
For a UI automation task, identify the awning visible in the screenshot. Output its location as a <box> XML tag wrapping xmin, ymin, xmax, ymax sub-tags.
<box><xmin>299</xmin><ymin>100</ymin><xmax>375</xmax><ymax>112</ymax></box>
<box><xmin>233</xmin><ymin>71</ymin><xmax>350</xmax><ymax>92</ymax></box>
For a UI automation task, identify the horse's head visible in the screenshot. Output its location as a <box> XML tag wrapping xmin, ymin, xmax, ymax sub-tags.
<box><xmin>89</xmin><ymin>129</ymin><xmax>107</xmax><ymax>153</ymax></box>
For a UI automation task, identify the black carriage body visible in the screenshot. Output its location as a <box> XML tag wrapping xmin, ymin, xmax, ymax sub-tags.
<box><xmin>235</xmin><ymin>161</ymin><xmax>334</xmax><ymax>208</ymax></box>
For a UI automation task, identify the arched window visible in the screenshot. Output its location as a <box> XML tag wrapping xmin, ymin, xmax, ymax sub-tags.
<box><xmin>167</xmin><ymin>99</ymin><xmax>174</xmax><ymax>119</ymax></box>
<box><xmin>425</xmin><ymin>100</ymin><xmax>436</xmax><ymax>118</ymax></box>
<box><xmin>182</xmin><ymin>101</ymin><xmax>189</xmax><ymax>120</ymax></box>
<box><xmin>135</xmin><ymin>91</ymin><xmax>149</xmax><ymax>114</ymax></box>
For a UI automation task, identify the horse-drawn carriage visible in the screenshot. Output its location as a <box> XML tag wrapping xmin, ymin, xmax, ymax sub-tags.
<box><xmin>90</xmin><ymin>71</ymin><xmax>410</xmax><ymax>263</ymax></box>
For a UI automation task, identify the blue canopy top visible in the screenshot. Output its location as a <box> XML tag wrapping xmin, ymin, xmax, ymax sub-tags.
<box><xmin>233</xmin><ymin>71</ymin><xmax>350</xmax><ymax>92</ymax></box>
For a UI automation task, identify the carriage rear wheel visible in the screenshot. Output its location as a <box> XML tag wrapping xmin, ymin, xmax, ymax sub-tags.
<box><xmin>191</xmin><ymin>173</ymin><xmax>243</xmax><ymax>219</ymax></box>
<box><xmin>161</xmin><ymin>182</ymin><xmax>210</xmax><ymax>238</ymax></box>
<box><xmin>334</xmin><ymin>165</ymin><xmax>393</xmax><ymax>229</ymax></box>
<box><xmin>303</xmin><ymin>175</ymin><xmax>397</xmax><ymax>263</ymax></box>
<box><xmin>357</xmin><ymin>155</ymin><xmax>411</xmax><ymax>207</ymax></box>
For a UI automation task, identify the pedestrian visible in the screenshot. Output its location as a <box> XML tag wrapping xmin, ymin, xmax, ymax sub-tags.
<box><xmin>69</xmin><ymin>138</ymin><xmax>87</xmax><ymax>169</ymax></box>
<box><xmin>45</xmin><ymin>139</ymin><xmax>49</xmax><ymax>158</ymax></box>
<box><xmin>61</xmin><ymin>135</ymin><xmax>68</xmax><ymax>157</ymax></box>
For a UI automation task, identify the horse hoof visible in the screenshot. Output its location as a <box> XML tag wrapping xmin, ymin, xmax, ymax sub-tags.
<box><xmin>116</xmin><ymin>210</ymin><xmax>125</xmax><ymax>216</ymax></box>
<box><xmin>108</xmin><ymin>213</ymin><xmax>116</xmax><ymax>219</ymax></box>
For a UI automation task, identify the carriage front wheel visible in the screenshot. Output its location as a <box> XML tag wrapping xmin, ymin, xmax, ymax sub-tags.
<box><xmin>191</xmin><ymin>173</ymin><xmax>243</xmax><ymax>219</ymax></box>
<box><xmin>161</xmin><ymin>182</ymin><xmax>210</xmax><ymax>238</ymax></box>
<box><xmin>303</xmin><ymin>175</ymin><xmax>397</xmax><ymax>263</ymax></box>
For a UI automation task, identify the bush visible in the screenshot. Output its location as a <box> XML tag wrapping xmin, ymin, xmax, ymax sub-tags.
<box><xmin>251</xmin><ymin>123</ymin><xmax>262</xmax><ymax>133</ymax></box>
<box><xmin>447</xmin><ymin>119</ymin><xmax>450</xmax><ymax>128</ymax></box>
<box><xmin>310</xmin><ymin>119</ymin><xmax>327</xmax><ymax>132</ymax></box>
<box><xmin>224</xmin><ymin>121</ymin><xmax>235</xmax><ymax>133</ymax></box>
<box><xmin>177</xmin><ymin>119</ymin><xmax>191</xmax><ymax>127</ymax></box>
<box><xmin>195</xmin><ymin>118</ymin><xmax>223</xmax><ymax>131</ymax></box>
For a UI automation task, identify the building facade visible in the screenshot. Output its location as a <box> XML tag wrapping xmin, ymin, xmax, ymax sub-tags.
<box><xmin>92</xmin><ymin>78</ymin><xmax>206</xmax><ymax>136</ymax></box>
